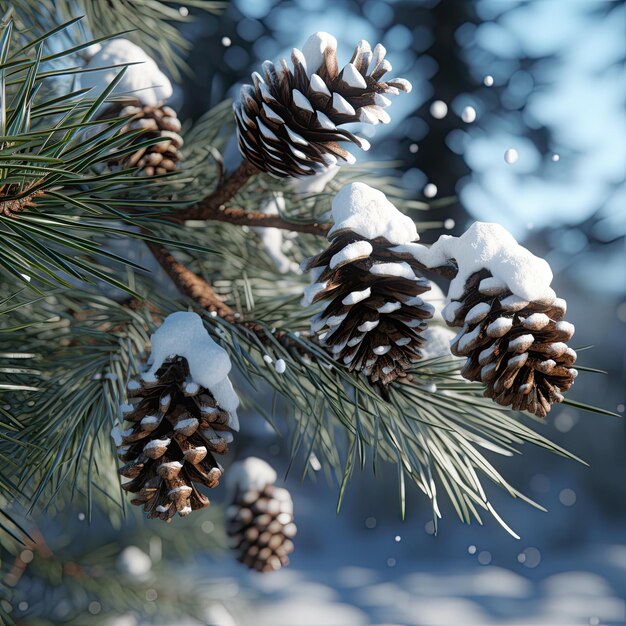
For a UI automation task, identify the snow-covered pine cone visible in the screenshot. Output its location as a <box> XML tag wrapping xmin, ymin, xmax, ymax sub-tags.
<box><xmin>227</xmin><ymin>458</ymin><xmax>297</xmax><ymax>573</ymax></box>
<box><xmin>114</xmin><ymin>356</ymin><xmax>234</xmax><ymax>520</ymax></box>
<box><xmin>107</xmin><ymin>101</ymin><xmax>183</xmax><ymax>176</ymax></box>
<box><xmin>444</xmin><ymin>269</ymin><xmax>577</xmax><ymax>417</ymax></box>
<box><xmin>234</xmin><ymin>32</ymin><xmax>411</xmax><ymax>178</ymax></box>
<box><xmin>302</xmin><ymin>183</ymin><xmax>433</xmax><ymax>386</ymax></box>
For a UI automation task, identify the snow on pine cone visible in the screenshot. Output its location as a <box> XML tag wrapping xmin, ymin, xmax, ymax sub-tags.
<box><xmin>106</xmin><ymin>101</ymin><xmax>183</xmax><ymax>176</ymax></box>
<box><xmin>112</xmin><ymin>312</ymin><xmax>240</xmax><ymax>521</ymax></box>
<box><xmin>114</xmin><ymin>357</ymin><xmax>233</xmax><ymax>520</ymax></box>
<box><xmin>226</xmin><ymin>458</ymin><xmax>296</xmax><ymax>573</ymax></box>
<box><xmin>234</xmin><ymin>32</ymin><xmax>411</xmax><ymax>178</ymax></box>
<box><xmin>444</xmin><ymin>269</ymin><xmax>577</xmax><ymax>417</ymax></box>
<box><xmin>302</xmin><ymin>183</ymin><xmax>434</xmax><ymax>385</ymax></box>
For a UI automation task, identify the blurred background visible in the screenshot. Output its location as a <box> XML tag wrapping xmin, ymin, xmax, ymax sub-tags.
<box><xmin>6</xmin><ymin>1</ymin><xmax>625</xmax><ymax>625</ymax></box>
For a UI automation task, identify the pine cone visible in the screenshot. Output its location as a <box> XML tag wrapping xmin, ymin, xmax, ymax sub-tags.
<box><xmin>234</xmin><ymin>32</ymin><xmax>411</xmax><ymax>177</ymax></box>
<box><xmin>108</xmin><ymin>102</ymin><xmax>183</xmax><ymax>176</ymax></box>
<box><xmin>227</xmin><ymin>483</ymin><xmax>296</xmax><ymax>573</ymax></box>
<box><xmin>303</xmin><ymin>184</ymin><xmax>433</xmax><ymax>386</ymax></box>
<box><xmin>445</xmin><ymin>269</ymin><xmax>577</xmax><ymax>417</ymax></box>
<box><xmin>113</xmin><ymin>356</ymin><xmax>233</xmax><ymax>521</ymax></box>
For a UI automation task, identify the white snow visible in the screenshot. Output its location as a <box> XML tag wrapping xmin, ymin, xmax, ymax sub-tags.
<box><xmin>81</xmin><ymin>39</ymin><xmax>172</xmax><ymax>107</ymax></box>
<box><xmin>342</xmin><ymin>63</ymin><xmax>367</xmax><ymax>89</ymax></box>
<box><xmin>457</xmin><ymin>326</ymin><xmax>481</xmax><ymax>353</ymax></box>
<box><xmin>228</xmin><ymin>456</ymin><xmax>277</xmax><ymax>493</ymax></box>
<box><xmin>262</xmin><ymin>103</ymin><xmax>285</xmax><ymax>123</ymax></box>
<box><xmin>377</xmin><ymin>301</ymin><xmax>402</xmax><ymax>314</ymax></box>
<box><xmin>411</xmin><ymin>223</ymin><xmax>556</xmax><ymax>303</ymax></box>
<box><xmin>326</xmin><ymin>313</ymin><xmax>347</xmax><ymax>327</ymax></box>
<box><xmin>442</xmin><ymin>301</ymin><xmax>463</xmax><ymax>324</ymax></box>
<box><xmin>465</xmin><ymin>302</ymin><xmax>492</xmax><ymax>325</ymax></box>
<box><xmin>310</xmin><ymin>73</ymin><xmax>331</xmax><ymax>96</ymax></box>
<box><xmin>375</xmin><ymin>93</ymin><xmax>392</xmax><ymax>107</ymax></box>
<box><xmin>144</xmin><ymin>438</ymin><xmax>171</xmax><ymax>451</ymax></box>
<box><xmin>342</xmin><ymin>287</ymin><xmax>371</xmax><ymax>306</ymax></box>
<box><xmin>370</xmin><ymin>262</ymin><xmax>416</xmax><ymax>281</ymax></box>
<box><xmin>332</xmin><ymin>93</ymin><xmax>356</xmax><ymax>116</ymax></box>
<box><xmin>500</xmin><ymin>295</ymin><xmax>529</xmax><ymax>312</ymax></box>
<box><xmin>315</xmin><ymin>110</ymin><xmax>336</xmax><ymax>130</ymax></box>
<box><xmin>302</xmin><ymin>281</ymin><xmax>328</xmax><ymax>306</ymax></box>
<box><xmin>111</xmin><ymin>427</ymin><xmax>122</xmax><ymax>446</ymax></box>
<box><xmin>421</xmin><ymin>326</ymin><xmax>458</xmax><ymax>359</ymax></box>
<box><xmin>508</xmin><ymin>334</ymin><xmax>535</xmax><ymax>353</ymax></box>
<box><xmin>146</xmin><ymin>312</ymin><xmax>239</xmax><ymax>430</ymax></box>
<box><xmin>258</xmin><ymin>119</ymin><xmax>279</xmax><ymax>141</ymax></box>
<box><xmin>522</xmin><ymin>313</ymin><xmax>551</xmax><ymax>330</ymax></box>
<box><xmin>141</xmin><ymin>415</ymin><xmax>159</xmax><ymax>426</ymax></box>
<box><xmin>127</xmin><ymin>379</ymin><xmax>141</xmax><ymax>391</ymax></box>
<box><xmin>286</xmin><ymin>127</ymin><xmax>308</xmax><ymax>146</ymax></box>
<box><xmin>184</xmin><ymin>381</ymin><xmax>200</xmax><ymax>395</ymax></box>
<box><xmin>556</xmin><ymin>320</ymin><xmax>575</xmax><ymax>337</ymax></box>
<box><xmin>301</xmin><ymin>32</ymin><xmax>337</xmax><ymax>76</ymax></box>
<box><xmin>358</xmin><ymin>320</ymin><xmax>379</xmax><ymax>332</ymax></box>
<box><xmin>486</xmin><ymin>317</ymin><xmax>513</xmax><ymax>337</ymax></box>
<box><xmin>479</xmin><ymin>276</ymin><xmax>508</xmax><ymax>295</ymax></box>
<box><xmin>389</xmin><ymin>78</ymin><xmax>412</xmax><ymax>93</ymax></box>
<box><xmin>292</xmin><ymin>89</ymin><xmax>314</xmax><ymax>112</ymax></box>
<box><xmin>373</xmin><ymin>346</ymin><xmax>391</xmax><ymax>355</ymax></box>
<box><xmin>275</xmin><ymin>359</ymin><xmax>287</xmax><ymax>374</ymax></box>
<box><xmin>254</xmin><ymin>195</ymin><xmax>301</xmax><ymax>274</ymax></box>
<box><xmin>328</xmin><ymin>183</ymin><xmax>419</xmax><ymax>244</ymax></box>
<box><xmin>175</xmin><ymin>417</ymin><xmax>198</xmax><ymax>431</ymax></box>
<box><xmin>330</xmin><ymin>240</ymin><xmax>373</xmax><ymax>269</ymax></box>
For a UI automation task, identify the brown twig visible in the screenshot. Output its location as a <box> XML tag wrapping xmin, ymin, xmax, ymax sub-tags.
<box><xmin>177</xmin><ymin>204</ymin><xmax>331</xmax><ymax>235</ymax></box>
<box><xmin>145</xmin><ymin>243</ymin><xmax>309</xmax><ymax>351</ymax></box>
<box><xmin>147</xmin><ymin>242</ymin><xmax>237</xmax><ymax>323</ymax></box>
<box><xmin>165</xmin><ymin>159</ymin><xmax>329</xmax><ymax>235</ymax></box>
<box><xmin>180</xmin><ymin>160</ymin><xmax>260</xmax><ymax>221</ymax></box>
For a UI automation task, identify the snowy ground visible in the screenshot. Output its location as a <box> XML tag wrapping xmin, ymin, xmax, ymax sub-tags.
<box><xmin>186</xmin><ymin>466</ymin><xmax>626</xmax><ymax>626</ymax></box>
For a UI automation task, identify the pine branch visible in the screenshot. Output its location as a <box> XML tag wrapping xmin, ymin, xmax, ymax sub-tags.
<box><xmin>177</xmin><ymin>201</ymin><xmax>332</xmax><ymax>235</ymax></box>
<box><xmin>146</xmin><ymin>242</ymin><xmax>237</xmax><ymax>322</ymax></box>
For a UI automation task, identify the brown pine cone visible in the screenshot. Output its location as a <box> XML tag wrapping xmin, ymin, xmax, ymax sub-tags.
<box><xmin>234</xmin><ymin>32</ymin><xmax>411</xmax><ymax>177</ymax></box>
<box><xmin>302</xmin><ymin>183</ymin><xmax>433</xmax><ymax>386</ymax></box>
<box><xmin>227</xmin><ymin>463</ymin><xmax>296</xmax><ymax>573</ymax></box>
<box><xmin>445</xmin><ymin>269</ymin><xmax>578</xmax><ymax>417</ymax></box>
<box><xmin>113</xmin><ymin>356</ymin><xmax>233</xmax><ymax>521</ymax></box>
<box><xmin>108</xmin><ymin>102</ymin><xmax>183</xmax><ymax>176</ymax></box>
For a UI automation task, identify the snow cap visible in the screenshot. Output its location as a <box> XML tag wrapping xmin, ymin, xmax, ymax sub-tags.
<box><xmin>416</xmin><ymin>222</ymin><xmax>556</xmax><ymax>303</ymax></box>
<box><xmin>146</xmin><ymin>312</ymin><xmax>239</xmax><ymax>430</ymax></box>
<box><xmin>301</xmin><ymin>32</ymin><xmax>338</xmax><ymax>76</ymax></box>
<box><xmin>227</xmin><ymin>457</ymin><xmax>277</xmax><ymax>493</ymax></box>
<box><xmin>329</xmin><ymin>182</ymin><xmax>419</xmax><ymax>244</ymax></box>
<box><xmin>81</xmin><ymin>38</ymin><xmax>172</xmax><ymax>106</ymax></box>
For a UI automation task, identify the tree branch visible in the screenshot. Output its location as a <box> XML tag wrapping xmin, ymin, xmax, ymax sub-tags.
<box><xmin>179</xmin><ymin>160</ymin><xmax>259</xmax><ymax>221</ymax></box>
<box><xmin>180</xmin><ymin>204</ymin><xmax>331</xmax><ymax>235</ymax></box>
<box><xmin>147</xmin><ymin>242</ymin><xmax>237</xmax><ymax>323</ymax></box>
